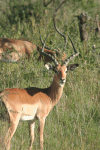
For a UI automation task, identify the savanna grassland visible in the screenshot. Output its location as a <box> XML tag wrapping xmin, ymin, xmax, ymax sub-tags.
<box><xmin>0</xmin><ymin>0</ymin><xmax>100</xmax><ymax>150</ymax></box>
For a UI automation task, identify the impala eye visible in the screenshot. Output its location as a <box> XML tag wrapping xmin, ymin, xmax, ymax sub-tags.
<box><xmin>65</xmin><ymin>68</ymin><xmax>67</xmax><ymax>73</ymax></box>
<box><xmin>55</xmin><ymin>70</ymin><xmax>58</xmax><ymax>74</ymax></box>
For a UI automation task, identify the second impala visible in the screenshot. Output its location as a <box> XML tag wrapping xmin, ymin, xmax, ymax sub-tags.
<box><xmin>0</xmin><ymin>38</ymin><xmax>66</xmax><ymax>63</ymax></box>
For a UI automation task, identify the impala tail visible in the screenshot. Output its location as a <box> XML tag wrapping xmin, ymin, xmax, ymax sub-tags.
<box><xmin>0</xmin><ymin>91</ymin><xmax>9</xmax><ymax>121</ymax></box>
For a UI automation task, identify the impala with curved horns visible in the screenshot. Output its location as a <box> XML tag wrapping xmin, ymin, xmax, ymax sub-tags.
<box><xmin>0</xmin><ymin>38</ymin><xmax>66</xmax><ymax>63</ymax></box>
<box><xmin>0</xmin><ymin>34</ymin><xmax>79</xmax><ymax>150</ymax></box>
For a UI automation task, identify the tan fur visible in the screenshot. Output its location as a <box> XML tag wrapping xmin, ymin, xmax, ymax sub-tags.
<box><xmin>0</xmin><ymin>38</ymin><xmax>66</xmax><ymax>63</ymax></box>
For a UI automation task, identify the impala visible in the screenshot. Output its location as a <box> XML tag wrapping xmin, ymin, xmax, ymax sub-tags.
<box><xmin>0</xmin><ymin>34</ymin><xmax>79</xmax><ymax>150</ymax></box>
<box><xmin>0</xmin><ymin>38</ymin><xmax>66</xmax><ymax>63</ymax></box>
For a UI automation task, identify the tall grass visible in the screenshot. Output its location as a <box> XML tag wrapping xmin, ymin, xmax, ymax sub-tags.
<box><xmin>0</xmin><ymin>0</ymin><xmax>100</xmax><ymax>150</ymax></box>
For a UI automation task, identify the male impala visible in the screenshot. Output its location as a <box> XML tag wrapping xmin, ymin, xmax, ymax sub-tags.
<box><xmin>0</xmin><ymin>34</ymin><xmax>79</xmax><ymax>150</ymax></box>
<box><xmin>0</xmin><ymin>38</ymin><xmax>66</xmax><ymax>63</ymax></box>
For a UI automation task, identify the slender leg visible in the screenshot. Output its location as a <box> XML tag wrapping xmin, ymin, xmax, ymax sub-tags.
<box><xmin>39</xmin><ymin>118</ymin><xmax>45</xmax><ymax>150</ymax></box>
<box><xmin>28</xmin><ymin>120</ymin><xmax>35</xmax><ymax>150</ymax></box>
<box><xmin>4</xmin><ymin>112</ymin><xmax>20</xmax><ymax>150</ymax></box>
<box><xmin>4</xmin><ymin>123</ymin><xmax>18</xmax><ymax>150</ymax></box>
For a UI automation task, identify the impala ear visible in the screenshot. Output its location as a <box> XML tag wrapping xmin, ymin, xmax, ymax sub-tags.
<box><xmin>67</xmin><ymin>64</ymin><xmax>79</xmax><ymax>71</ymax></box>
<box><xmin>45</xmin><ymin>63</ymin><xmax>54</xmax><ymax>70</ymax></box>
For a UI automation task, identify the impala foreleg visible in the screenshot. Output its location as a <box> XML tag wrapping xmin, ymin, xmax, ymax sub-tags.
<box><xmin>28</xmin><ymin>120</ymin><xmax>35</xmax><ymax>150</ymax></box>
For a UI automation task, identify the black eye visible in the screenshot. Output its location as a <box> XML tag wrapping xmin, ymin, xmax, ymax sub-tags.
<box><xmin>65</xmin><ymin>69</ymin><xmax>67</xmax><ymax>73</ymax></box>
<box><xmin>55</xmin><ymin>70</ymin><xmax>58</xmax><ymax>74</ymax></box>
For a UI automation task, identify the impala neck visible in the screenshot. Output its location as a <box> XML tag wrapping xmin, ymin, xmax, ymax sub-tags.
<box><xmin>47</xmin><ymin>78</ymin><xmax>64</xmax><ymax>107</ymax></box>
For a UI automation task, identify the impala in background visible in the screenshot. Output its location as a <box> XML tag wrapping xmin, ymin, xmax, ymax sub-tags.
<box><xmin>0</xmin><ymin>38</ymin><xmax>66</xmax><ymax>63</ymax></box>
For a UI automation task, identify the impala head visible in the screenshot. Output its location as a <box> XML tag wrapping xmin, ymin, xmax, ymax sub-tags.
<box><xmin>42</xmin><ymin>35</ymin><xmax>79</xmax><ymax>87</ymax></box>
<box><xmin>45</xmin><ymin>63</ymin><xmax>79</xmax><ymax>87</ymax></box>
<box><xmin>53</xmin><ymin>64</ymin><xmax>67</xmax><ymax>86</ymax></box>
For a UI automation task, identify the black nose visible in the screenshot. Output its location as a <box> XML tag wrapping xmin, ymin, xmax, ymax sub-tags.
<box><xmin>60</xmin><ymin>78</ymin><xmax>65</xmax><ymax>82</ymax></box>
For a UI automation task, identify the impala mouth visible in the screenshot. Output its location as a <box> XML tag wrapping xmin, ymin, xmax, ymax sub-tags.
<box><xmin>59</xmin><ymin>79</ymin><xmax>66</xmax><ymax>86</ymax></box>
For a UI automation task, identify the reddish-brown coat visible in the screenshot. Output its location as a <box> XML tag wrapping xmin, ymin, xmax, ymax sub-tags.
<box><xmin>0</xmin><ymin>38</ymin><xmax>66</xmax><ymax>63</ymax></box>
<box><xmin>0</xmin><ymin>64</ymin><xmax>77</xmax><ymax>150</ymax></box>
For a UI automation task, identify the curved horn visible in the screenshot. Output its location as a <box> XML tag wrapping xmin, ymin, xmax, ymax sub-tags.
<box><xmin>63</xmin><ymin>36</ymin><xmax>79</xmax><ymax>66</ymax></box>
<box><xmin>52</xmin><ymin>1</ymin><xmax>79</xmax><ymax>66</ymax></box>
<box><xmin>40</xmin><ymin>34</ymin><xmax>59</xmax><ymax>66</ymax></box>
<box><xmin>53</xmin><ymin>16</ymin><xmax>67</xmax><ymax>49</ymax></box>
<box><xmin>53</xmin><ymin>0</ymin><xmax>67</xmax><ymax>49</ymax></box>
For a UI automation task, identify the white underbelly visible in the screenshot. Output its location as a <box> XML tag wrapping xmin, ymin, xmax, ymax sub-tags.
<box><xmin>20</xmin><ymin>115</ymin><xmax>35</xmax><ymax>121</ymax></box>
<box><xmin>20</xmin><ymin>104</ymin><xmax>37</xmax><ymax>121</ymax></box>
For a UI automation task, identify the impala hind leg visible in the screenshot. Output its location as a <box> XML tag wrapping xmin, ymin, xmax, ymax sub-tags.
<box><xmin>4</xmin><ymin>123</ymin><xmax>19</xmax><ymax>150</ymax></box>
<box><xmin>4</xmin><ymin>113</ymin><xmax>20</xmax><ymax>150</ymax></box>
<box><xmin>39</xmin><ymin>118</ymin><xmax>45</xmax><ymax>150</ymax></box>
<box><xmin>28</xmin><ymin>120</ymin><xmax>35</xmax><ymax>150</ymax></box>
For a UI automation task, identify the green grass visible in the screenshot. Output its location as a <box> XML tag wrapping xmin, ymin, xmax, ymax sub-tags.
<box><xmin>0</xmin><ymin>0</ymin><xmax>100</xmax><ymax>150</ymax></box>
